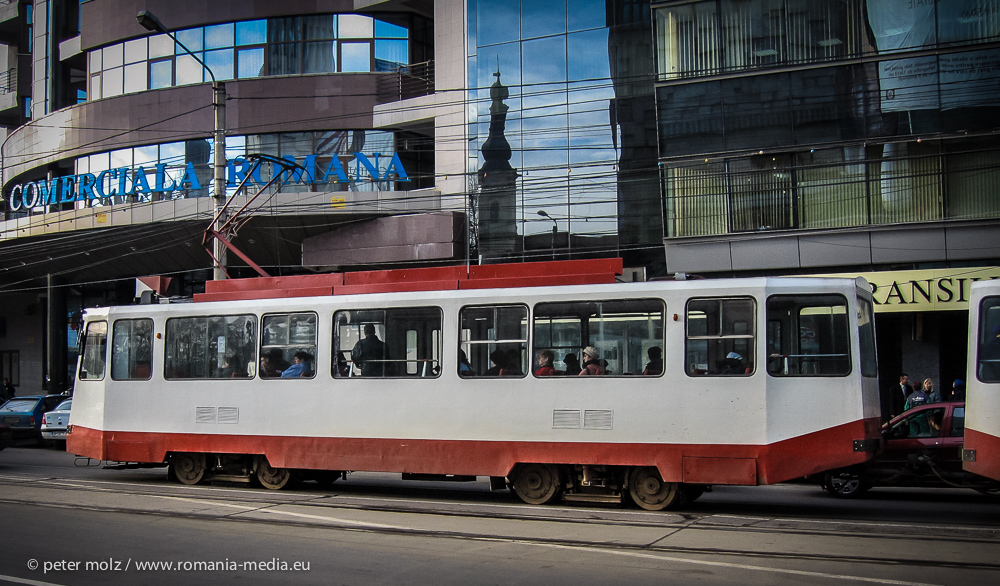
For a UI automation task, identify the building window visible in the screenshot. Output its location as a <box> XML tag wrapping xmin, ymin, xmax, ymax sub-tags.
<box><xmin>87</xmin><ymin>14</ymin><xmax>410</xmax><ymax>100</ymax></box>
<box><xmin>0</xmin><ymin>350</ymin><xmax>19</xmax><ymax>388</ymax></box>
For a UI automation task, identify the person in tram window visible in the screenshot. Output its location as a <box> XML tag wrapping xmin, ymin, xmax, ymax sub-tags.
<box><xmin>281</xmin><ymin>351</ymin><xmax>314</xmax><ymax>378</ymax></box>
<box><xmin>484</xmin><ymin>350</ymin><xmax>505</xmax><ymax>376</ymax></box>
<box><xmin>578</xmin><ymin>347</ymin><xmax>606</xmax><ymax>376</ymax></box>
<box><xmin>643</xmin><ymin>347</ymin><xmax>663</xmax><ymax>376</ymax></box>
<box><xmin>351</xmin><ymin>324</ymin><xmax>387</xmax><ymax>377</ymax></box>
<box><xmin>458</xmin><ymin>349</ymin><xmax>476</xmax><ymax>377</ymax></box>
<box><xmin>562</xmin><ymin>353</ymin><xmax>581</xmax><ymax>376</ymax></box>
<box><xmin>499</xmin><ymin>348</ymin><xmax>522</xmax><ymax>376</ymax></box>
<box><xmin>336</xmin><ymin>351</ymin><xmax>350</xmax><ymax>377</ymax></box>
<box><xmin>259</xmin><ymin>355</ymin><xmax>279</xmax><ymax>378</ymax></box>
<box><xmin>535</xmin><ymin>350</ymin><xmax>556</xmax><ymax>376</ymax></box>
<box><xmin>217</xmin><ymin>353</ymin><xmax>246</xmax><ymax>378</ymax></box>
<box><xmin>719</xmin><ymin>352</ymin><xmax>744</xmax><ymax>374</ymax></box>
<box><xmin>923</xmin><ymin>378</ymin><xmax>941</xmax><ymax>403</ymax></box>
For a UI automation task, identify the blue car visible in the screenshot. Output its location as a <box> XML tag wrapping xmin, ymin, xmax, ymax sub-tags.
<box><xmin>0</xmin><ymin>395</ymin><xmax>68</xmax><ymax>440</ymax></box>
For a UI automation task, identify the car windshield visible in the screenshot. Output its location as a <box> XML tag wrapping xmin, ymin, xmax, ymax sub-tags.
<box><xmin>0</xmin><ymin>399</ymin><xmax>39</xmax><ymax>413</ymax></box>
<box><xmin>54</xmin><ymin>399</ymin><xmax>72</xmax><ymax>411</ymax></box>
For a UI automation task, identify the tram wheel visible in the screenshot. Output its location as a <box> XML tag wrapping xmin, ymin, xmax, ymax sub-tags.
<box><xmin>510</xmin><ymin>463</ymin><xmax>561</xmax><ymax>505</ymax></box>
<box><xmin>171</xmin><ymin>453</ymin><xmax>206</xmax><ymax>485</ymax></box>
<box><xmin>256</xmin><ymin>456</ymin><xmax>295</xmax><ymax>490</ymax></box>
<box><xmin>627</xmin><ymin>467</ymin><xmax>681</xmax><ymax>511</ymax></box>
<box><xmin>822</xmin><ymin>471</ymin><xmax>871</xmax><ymax>498</ymax></box>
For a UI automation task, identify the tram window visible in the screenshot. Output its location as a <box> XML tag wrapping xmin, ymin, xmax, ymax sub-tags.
<box><xmin>765</xmin><ymin>295</ymin><xmax>850</xmax><ymax>377</ymax></box>
<box><xmin>977</xmin><ymin>297</ymin><xmax>1000</xmax><ymax>383</ymax></box>
<box><xmin>334</xmin><ymin>307</ymin><xmax>441</xmax><ymax>378</ymax></box>
<box><xmin>685</xmin><ymin>298</ymin><xmax>754</xmax><ymax>376</ymax></box>
<box><xmin>533</xmin><ymin>299</ymin><xmax>664</xmax><ymax>377</ymax></box>
<box><xmin>111</xmin><ymin>319</ymin><xmax>153</xmax><ymax>380</ymax></box>
<box><xmin>857</xmin><ymin>297</ymin><xmax>878</xmax><ymax>378</ymax></box>
<box><xmin>164</xmin><ymin>315</ymin><xmax>257</xmax><ymax>379</ymax></box>
<box><xmin>78</xmin><ymin>321</ymin><xmax>108</xmax><ymax>381</ymax></box>
<box><xmin>459</xmin><ymin>305</ymin><xmax>528</xmax><ymax>377</ymax></box>
<box><xmin>260</xmin><ymin>312</ymin><xmax>317</xmax><ymax>379</ymax></box>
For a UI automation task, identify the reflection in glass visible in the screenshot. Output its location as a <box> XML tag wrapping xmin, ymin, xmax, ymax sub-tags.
<box><xmin>236</xmin><ymin>19</ymin><xmax>267</xmax><ymax>45</ymax></box>
<box><xmin>124</xmin><ymin>38</ymin><xmax>147</xmax><ymax>64</ymax></box>
<box><xmin>522</xmin><ymin>0</ymin><xmax>566</xmax><ymax>40</ymax></box>
<box><xmin>103</xmin><ymin>44</ymin><xmax>124</xmax><ymax>68</ymax></box>
<box><xmin>339</xmin><ymin>14</ymin><xmax>374</xmax><ymax>38</ymax></box>
<box><xmin>205</xmin><ymin>23</ymin><xmax>235</xmax><ymax>49</ymax></box>
<box><xmin>237</xmin><ymin>48</ymin><xmax>264</xmax><ymax>78</ymax></box>
<box><xmin>375</xmin><ymin>20</ymin><xmax>408</xmax><ymax>38</ymax></box>
<box><xmin>341</xmin><ymin>42</ymin><xmax>371</xmax><ymax>72</ymax></box>
<box><xmin>176</xmin><ymin>54</ymin><xmax>205</xmax><ymax>85</ymax></box>
<box><xmin>123</xmin><ymin>62</ymin><xmax>147</xmax><ymax>94</ymax></box>
<box><xmin>375</xmin><ymin>39</ymin><xmax>408</xmax><ymax>68</ymax></box>
<box><xmin>149</xmin><ymin>34</ymin><xmax>173</xmax><ymax>58</ymax></box>
<box><xmin>478</xmin><ymin>0</ymin><xmax>519</xmax><ymax>47</ymax></box>
<box><xmin>102</xmin><ymin>67</ymin><xmax>124</xmax><ymax>97</ymax></box>
<box><xmin>206</xmin><ymin>48</ymin><xmax>235</xmax><ymax>81</ymax></box>
<box><xmin>175</xmin><ymin>28</ymin><xmax>204</xmax><ymax>52</ymax></box>
<box><xmin>150</xmin><ymin>59</ymin><xmax>172</xmax><ymax>89</ymax></box>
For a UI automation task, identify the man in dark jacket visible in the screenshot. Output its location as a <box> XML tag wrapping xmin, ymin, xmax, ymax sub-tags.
<box><xmin>352</xmin><ymin>324</ymin><xmax>387</xmax><ymax>376</ymax></box>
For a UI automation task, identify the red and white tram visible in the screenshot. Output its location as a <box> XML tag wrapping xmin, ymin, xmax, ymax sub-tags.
<box><xmin>963</xmin><ymin>279</ymin><xmax>1000</xmax><ymax>482</ymax></box>
<box><xmin>67</xmin><ymin>260</ymin><xmax>881</xmax><ymax>509</ymax></box>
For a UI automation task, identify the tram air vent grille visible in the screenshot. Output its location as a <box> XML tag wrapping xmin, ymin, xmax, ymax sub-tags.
<box><xmin>196</xmin><ymin>407</ymin><xmax>216</xmax><ymax>423</ymax></box>
<box><xmin>218</xmin><ymin>407</ymin><xmax>240</xmax><ymax>424</ymax></box>
<box><xmin>584</xmin><ymin>410</ymin><xmax>613</xmax><ymax>430</ymax></box>
<box><xmin>552</xmin><ymin>410</ymin><xmax>581</xmax><ymax>429</ymax></box>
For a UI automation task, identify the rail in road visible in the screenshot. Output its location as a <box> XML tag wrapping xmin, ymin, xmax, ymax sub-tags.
<box><xmin>1</xmin><ymin>448</ymin><xmax>999</xmax><ymax>585</ymax></box>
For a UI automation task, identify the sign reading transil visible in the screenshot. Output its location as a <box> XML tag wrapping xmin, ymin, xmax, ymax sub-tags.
<box><xmin>6</xmin><ymin>152</ymin><xmax>408</xmax><ymax>211</ymax></box>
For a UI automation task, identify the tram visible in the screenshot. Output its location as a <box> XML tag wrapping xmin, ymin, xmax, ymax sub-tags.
<box><xmin>67</xmin><ymin>259</ymin><xmax>881</xmax><ymax>510</ymax></box>
<box><xmin>963</xmin><ymin>279</ymin><xmax>1000</xmax><ymax>482</ymax></box>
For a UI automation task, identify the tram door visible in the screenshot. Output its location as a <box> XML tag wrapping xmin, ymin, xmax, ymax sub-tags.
<box><xmin>964</xmin><ymin>285</ymin><xmax>1000</xmax><ymax>481</ymax></box>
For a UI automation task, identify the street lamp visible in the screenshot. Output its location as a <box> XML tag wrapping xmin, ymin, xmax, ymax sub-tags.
<box><xmin>137</xmin><ymin>10</ymin><xmax>228</xmax><ymax>280</ymax></box>
<box><xmin>537</xmin><ymin>210</ymin><xmax>558</xmax><ymax>260</ymax></box>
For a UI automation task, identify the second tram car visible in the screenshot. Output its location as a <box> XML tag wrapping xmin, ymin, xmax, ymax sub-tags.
<box><xmin>963</xmin><ymin>279</ymin><xmax>1000</xmax><ymax>482</ymax></box>
<box><xmin>68</xmin><ymin>262</ymin><xmax>881</xmax><ymax>509</ymax></box>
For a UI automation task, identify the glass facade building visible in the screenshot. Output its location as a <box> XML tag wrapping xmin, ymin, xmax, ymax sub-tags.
<box><xmin>468</xmin><ymin>0</ymin><xmax>663</xmax><ymax>267</ymax></box>
<box><xmin>654</xmin><ymin>0</ymin><xmax>1000</xmax><ymax>238</ymax></box>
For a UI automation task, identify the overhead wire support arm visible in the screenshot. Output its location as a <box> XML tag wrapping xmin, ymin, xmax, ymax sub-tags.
<box><xmin>201</xmin><ymin>154</ymin><xmax>307</xmax><ymax>279</ymax></box>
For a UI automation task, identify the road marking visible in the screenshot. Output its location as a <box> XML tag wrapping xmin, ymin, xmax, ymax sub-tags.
<box><xmin>526</xmin><ymin>542</ymin><xmax>940</xmax><ymax>585</ymax></box>
<box><xmin>146</xmin><ymin>495</ymin><xmax>410</xmax><ymax>529</ymax></box>
<box><xmin>0</xmin><ymin>574</ymin><xmax>67</xmax><ymax>586</ymax></box>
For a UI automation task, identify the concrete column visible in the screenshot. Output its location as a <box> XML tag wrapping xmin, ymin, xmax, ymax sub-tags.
<box><xmin>46</xmin><ymin>274</ymin><xmax>66</xmax><ymax>393</ymax></box>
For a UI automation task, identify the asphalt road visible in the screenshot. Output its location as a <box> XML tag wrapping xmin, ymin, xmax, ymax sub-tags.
<box><xmin>1</xmin><ymin>444</ymin><xmax>999</xmax><ymax>586</ymax></box>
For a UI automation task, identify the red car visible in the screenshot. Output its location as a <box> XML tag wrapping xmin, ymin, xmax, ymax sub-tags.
<box><xmin>823</xmin><ymin>402</ymin><xmax>1000</xmax><ymax>497</ymax></box>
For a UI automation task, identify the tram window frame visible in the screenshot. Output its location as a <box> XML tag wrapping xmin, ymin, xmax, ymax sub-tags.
<box><xmin>977</xmin><ymin>296</ymin><xmax>1000</xmax><ymax>383</ymax></box>
<box><xmin>110</xmin><ymin>318</ymin><xmax>154</xmax><ymax>381</ymax></box>
<box><xmin>765</xmin><ymin>295</ymin><xmax>851</xmax><ymax>377</ymax></box>
<box><xmin>78</xmin><ymin>321</ymin><xmax>108</xmax><ymax>381</ymax></box>
<box><xmin>532</xmin><ymin>299</ymin><xmax>665</xmax><ymax>377</ymax></box>
<box><xmin>164</xmin><ymin>314</ymin><xmax>258</xmax><ymax>380</ymax></box>
<box><xmin>685</xmin><ymin>297</ymin><xmax>755</xmax><ymax>377</ymax></box>
<box><xmin>259</xmin><ymin>312</ymin><xmax>317</xmax><ymax>379</ymax></box>
<box><xmin>458</xmin><ymin>304</ymin><xmax>528</xmax><ymax>378</ymax></box>
<box><xmin>334</xmin><ymin>307</ymin><xmax>442</xmax><ymax>378</ymax></box>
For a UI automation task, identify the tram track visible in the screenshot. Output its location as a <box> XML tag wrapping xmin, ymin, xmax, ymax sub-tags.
<box><xmin>3</xmin><ymin>470</ymin><xmax>1000</xmax><ymax>581</ymax></box>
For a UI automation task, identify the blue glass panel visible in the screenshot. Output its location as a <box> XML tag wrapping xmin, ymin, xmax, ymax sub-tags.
<box><xmin>522</xmin><ymin>0</ymin><xmax>566</xmax><ymax>40</ymax></box>
<box><xmin>205</xmin><ymin>48</ymin><xmax>235</xmax><ymax>81</ymax></box>
<box><xmin>341</xmin><ymin>42</ymin><xmax>371</xmax><ymax>72</ymax></box>
<box><xmin>567</xmin><ymin>28</ymin><xmax>610</xmax><ymax>81</ymax></box>
<box><xmin>236</xmin><ymin>19</ymin><xmax>267</xmax><ymax>45</ymax></box>
<box><xmin>375</xmin><ymin>39</ymin><xmax>408</xmax><ymax>66</ymax></box>
<box><xmin>478</xmin><ymin>0</ymin><xmax>519</xmax><ymax>47</ymax></box>
<box><xmin>205</xmin><ymin>23</ymin><xmax>235</xmax><ymax>50</ymax></box>
<box><xmin>375</xmin><ymin>19</ymin><xmax>408</xmax><ymax>38</ymax></box>
<box><xmin>175</xmin><ymin>28</ymin><xmax>204</xmax><ymax>53</ymax></box>
<box><xmin>237</xmin><ymin>47</ymin><xmax>264</xmax><ymax>78</ymax></box>
<box><xmin>568</xmin><ymin>0</ymin><xmax>607</xmax><ymax>32</ymax></box>
<box><xmin>523</xmin><ymin>36</ymin><xmax>567</xmax><ymax>85</ymax></box>
<box><xmin>149</xmin><ymin>59</ymin><xmax>174</xmax><ymax>90</ymax></box>
<box><xmin>303</xmin><ymin>41</ymin><xmax>336</xmax><ymax>73</ymax></box>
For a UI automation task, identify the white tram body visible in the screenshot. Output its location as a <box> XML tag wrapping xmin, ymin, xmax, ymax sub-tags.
<box><xmin>68</xmin><ymin>272</ymin><xmax>880</xmax><ymax>508</ymax></box>
<box><xmin>963</xmin><ymin>279</ymin><xmax>1000</xmax><ymax>482</ymax></box>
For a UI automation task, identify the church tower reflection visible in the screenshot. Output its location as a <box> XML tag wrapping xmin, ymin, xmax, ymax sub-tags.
<box><xmin>477</xmin><ymin>69</ymin><xmax>519</xmax><ymax>261</ymax></box>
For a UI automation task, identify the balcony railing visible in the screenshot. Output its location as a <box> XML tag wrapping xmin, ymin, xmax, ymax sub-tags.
<box><xmin>376</xmin><ymin>60</ymin><xmax>434</xmax><ymax>103</ymax></box>
<box><xmin>0</xmin><ymin>68</ymin><xmax>14</xmax><ymax>94</ymax></box>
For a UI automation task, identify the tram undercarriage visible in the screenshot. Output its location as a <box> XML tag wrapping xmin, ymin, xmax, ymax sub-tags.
<box><xmin>164</xmin><ymin>453</ymin><xmax>710</xmax><ymax>510</ymax></box>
